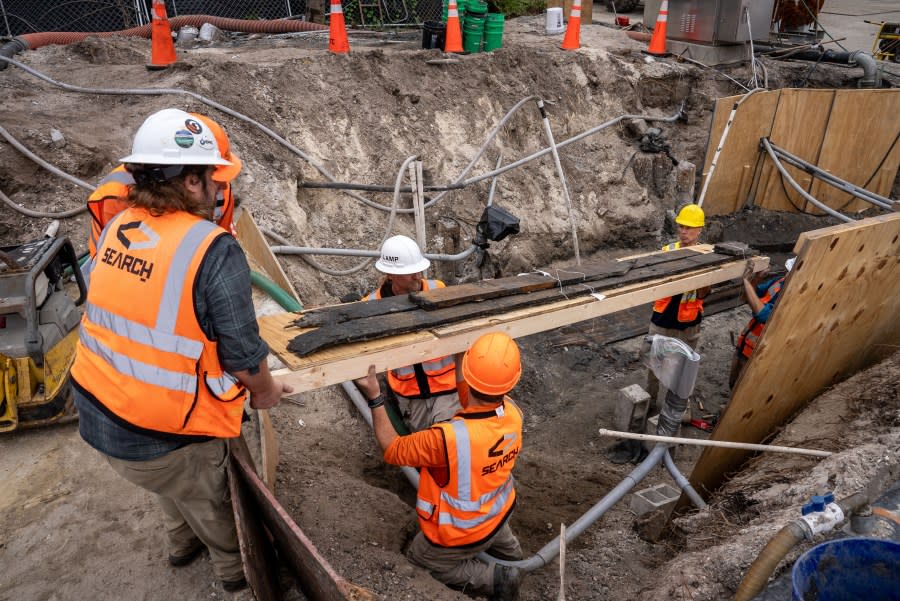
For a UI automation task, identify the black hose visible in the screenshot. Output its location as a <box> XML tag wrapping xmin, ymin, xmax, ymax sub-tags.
<box><xmin>0</xmin><ymin>38</ymin><xmax>26</xmax><ymax>69</ymax></box>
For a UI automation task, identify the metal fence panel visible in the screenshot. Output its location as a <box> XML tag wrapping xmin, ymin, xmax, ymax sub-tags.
<box><xmin>1</xmin><ymin>0</ymin><xmax>443</xmax><ymax>37</ymax></box>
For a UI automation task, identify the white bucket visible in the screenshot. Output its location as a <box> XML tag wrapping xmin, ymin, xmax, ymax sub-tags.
<box><xmin>176</xmin><ymin>26</ymin><xmax>198</xmax><ymax>46</ymax></box>
<box><xmin>198</xmin><ymin>22</ymin><xmax>221</xmax><ymax>42</ymax></box>
<box><xmin>546</xmin><ymin>7</ymin><xmax>565</xmax><ymax>34</ymax></box>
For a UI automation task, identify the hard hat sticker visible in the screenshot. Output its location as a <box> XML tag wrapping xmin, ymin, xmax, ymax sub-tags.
<box><xmin>198</xmin><ymin>136</ymin><xmax>214</xmax><ymax>150</ymax></box>
<box><xmin>184</xmin><ymin>118</ymin><xmax>203</xmax><ymax>134</ymax></box>
<box><xmin>174</xmin><ymin>130</ymin><xmax>195</xmax><ymax>148</ymax></box>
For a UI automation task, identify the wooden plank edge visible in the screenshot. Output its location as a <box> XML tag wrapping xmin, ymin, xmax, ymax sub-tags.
<box><xmin>271</xmin><ymin>256</ymin><xmax>769</xmax><ymax>393</ymax></box>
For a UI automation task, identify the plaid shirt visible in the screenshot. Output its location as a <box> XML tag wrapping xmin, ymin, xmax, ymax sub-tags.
<box><xmin>76</xmin><ymin>233</ymin><xmax>268</xmax><ymax>460</ymax></box>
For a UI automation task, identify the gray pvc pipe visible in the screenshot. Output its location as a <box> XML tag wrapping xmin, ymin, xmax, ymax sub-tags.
<box><xmin>663</xmin><ymin>449</ymin><xmax>707</xmax><ymax>510</ymax></box>
<box><xmin>341</xmin><ymin>381</ymin><xmax>421</xmax><ymax>488</ymax></box>
<box><xmin>761</xmin><ymin>138</ymin><xmax>854</xmax><ymax>223</ymax></box>
<box><xmin>482</xmin><ymin>444</ymin><xmax>668</xmax><ymax>572</ymax></box>
<box><xmin>537</xmin><ymin>99</ymin><xmax>580</xmax><ymax>266</ymax></box>
<box><xmin>768</xmin><ymin>143</ymin><xmax>894</xmax><ymax>210</ymax></box>
<box><xmin>270</xmin><ymin>244</ymin><xmax>478</xmax><ymax>262</ymax></box>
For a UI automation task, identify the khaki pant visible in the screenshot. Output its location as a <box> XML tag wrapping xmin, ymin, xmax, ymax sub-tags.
<box><xmin>406</xmin><ymin>521</ymin><xmax>522</xmax><ymax>596</ymax></box>
<box><xmin>646</xmin><ymin>322</ymin><xmax>702</xmax><ymax>409</ymax></box>
<box><xmin>396</xmin><ymin>391</ymin><xmax>462</xmax><ymax>432</ymax></box>
<box><xmin>105</xmin><ymin>439</ymin><xmax>243</xmax><ymax>581</ymax></box>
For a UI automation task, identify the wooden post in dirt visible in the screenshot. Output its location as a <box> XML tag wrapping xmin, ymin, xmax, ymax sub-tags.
<box><xmin>558</xmin><ymin>523</ymin><xmax>567</xmax><ymax>601</ymax></box>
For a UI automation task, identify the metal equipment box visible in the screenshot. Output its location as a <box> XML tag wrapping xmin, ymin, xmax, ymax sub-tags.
<box><xmin>643</xmin><ymin>0</ymin><xmax>774</xmax><ymax>44</ymax></box>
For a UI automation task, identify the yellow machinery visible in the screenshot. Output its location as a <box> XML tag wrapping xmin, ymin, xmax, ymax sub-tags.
<box><xmin>0</xmin><ymin>237</ymin><xmax>86</xmax><ymax>432</ymax></box>
<box><xmin>867</xmin><ymin>20</ymin><xmax>900</xmax><ymax>62</ymax></box>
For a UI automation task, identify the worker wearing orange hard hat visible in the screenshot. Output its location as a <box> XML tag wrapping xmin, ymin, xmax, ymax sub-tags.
<box><xmin>86</xmin><ymin>112</ymin><xmax>241</xmax><ymax>258</ymax></box>
<box><xmin>356</xmin><ymin>331</ymin><xmax>526</xmax><ymax>601</ymax></box>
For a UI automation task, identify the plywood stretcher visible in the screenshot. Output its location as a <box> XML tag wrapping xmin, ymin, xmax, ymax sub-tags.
<box><xmin>685</xmin><ymin>213</ymin><xmax>900</xmax><ymax>502</ymax></box>
<box><xmin>262</xmin><ymin>246</ymin><xmax>770</xmax><ymax>394</ymax></box>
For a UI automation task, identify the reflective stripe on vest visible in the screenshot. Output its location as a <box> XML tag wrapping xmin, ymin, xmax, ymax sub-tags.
<box><xmin>364</xmin><ymin>279</ymin><xmax>458</xmax><ymax>397</ymax></box>
<box><xmin>72</xmin><ymin>209</ymin><xmax>245</xmax><ymax>437</ymax></box>
<box><xmin>652</xmin><ymin>241</ymin><xmax>704</xmax><ymax>322</ymax></box>
<box><xmin>737</xmin><ymin>278</ymin><xmax>783</xmax><ymax>359</ymax></box>
<box><xmin>416</xmin><ymin>401</ymin><xmax>522</xmax><ymax>547</ymax></box>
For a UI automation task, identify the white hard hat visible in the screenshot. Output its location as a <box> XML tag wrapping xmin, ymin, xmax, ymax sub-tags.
<box><xmin>120</xmin><ymin>108</ymin><xmax>233</xmax><ymax>167</ymax></box>
<box><xmin>375</xmin><ymin>235</ymin><xmax>430</xmax><ymax>275</ymax></box>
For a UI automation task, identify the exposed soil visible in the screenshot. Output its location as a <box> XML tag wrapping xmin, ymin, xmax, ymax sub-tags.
<box><xmin>0</xmin><ymin>15</ymin><xmax>896</xmax><ymax>601</ymax></box>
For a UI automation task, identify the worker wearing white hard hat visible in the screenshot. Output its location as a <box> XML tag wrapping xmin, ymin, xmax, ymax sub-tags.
<box><xmin>71</xmin><ymin>108</ymin><xmax>292</xmax><ymax>594</ymax></box>
<box><xmin>364</xmin><ymin>235</ymin><xmax>461</xmax><ymax>432</ymax></box>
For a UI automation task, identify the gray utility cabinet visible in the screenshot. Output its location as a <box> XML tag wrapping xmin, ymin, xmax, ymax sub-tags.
<box><xmin>643</xmin><ymin>0</ymin><xmax>775</xmax><ymax>44</ymax></box>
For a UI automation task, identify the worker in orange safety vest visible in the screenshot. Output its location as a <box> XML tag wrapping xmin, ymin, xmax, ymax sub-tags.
<box><xmin>364</xmin><ymin>234</ymin><xmax>461</xmax><ymax>432</ymax></box>
<box><xmin>86</xmin><ymin>112</ymin><xmax>241</xmax><ymax>258</ymax></box>
<box><xmin>729</xmin><ymin>257</ymin><xmax>793</xmax><ymax>388</ymax></box>
<box><xmin>355</xmin><ymin>331</ymin><xmax>526</xmax><ymax>601</ymax></box>
<box><xmin>645</xmin><ymin>203</ymin><xmax>710</xmax><ymax>408</ymax></box>
<box><xmin>71</xmin><ymin>108</ymin><xmax>291</xmax><ymax>594</ymax></box>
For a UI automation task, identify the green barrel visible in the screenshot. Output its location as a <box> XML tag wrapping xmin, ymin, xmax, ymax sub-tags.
<box><xmin>467</xmin><ymin>0</ymin><xmax>488</xmax><ymax>15</ymax></box>
<box><xmin>484</xmin><ymin>13</ymin><xmax>504</xmax><ymax>51</ymax></box>
<box><xmin>462</xmin><ymin>16</ymin><xmax>484</xmax><ymax>53</ymax></box>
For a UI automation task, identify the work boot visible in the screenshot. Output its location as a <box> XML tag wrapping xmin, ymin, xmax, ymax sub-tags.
<box><xmin>168</xmin><ymin>538</ymin><xmax>205</xmax><ymax>567</ymax></box>
<box><xmin>490</xmin><ymin>564</ymin><xmax>522</xmax><ymax>601</ymax></box>
<box><xmin>221</xmin><ymin>575</ymin><xmax>247</xmax><ymax>593</ymax></box>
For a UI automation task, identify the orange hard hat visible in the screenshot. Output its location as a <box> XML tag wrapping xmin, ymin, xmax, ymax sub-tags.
<box><xmin>461</xmin><ymin>332</ymin><xmax>522</xmax><ymax>396</ymax></box>
<box><xmin>191</xmin><ymin>113</ymin><xmax>242</xmax><ymax>183</ymax></box>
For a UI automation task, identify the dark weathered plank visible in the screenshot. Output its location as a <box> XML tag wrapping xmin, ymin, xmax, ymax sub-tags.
<box><xmin>291</xmin><ymin>294</ymin><xmax>416</xmax><ymax>328</ymax></box>
<box><xmin>411</xmin><ymin>248</ymin><xmax>702</xmax><ymax>310</ymax></box>
<box><xmin>230</xmin><ymin>442</ymin><xmax>379</xmax><ymax>601</ymax></box>
<box><xmin>288</xmin><ymin>252</ymin><xmax>732</xmax><ymax>357</ymax></box>
<box><xmin>229</xmin><ymin>436</ymin><xmax>282</xmax><ymax>601</ymax></box>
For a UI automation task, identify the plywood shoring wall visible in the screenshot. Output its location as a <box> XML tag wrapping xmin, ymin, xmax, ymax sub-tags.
<box><xmin>687</xmin><ymin>213</ymin><xmax>900</xmax><ymax>498</ymax></box>
<box><xmin>700</xmin><ymin>89</ymin><xmax>900</xmax><ymax>216</ymax></box>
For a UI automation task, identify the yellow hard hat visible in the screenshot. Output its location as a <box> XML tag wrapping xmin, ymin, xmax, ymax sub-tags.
<box><xmin>675</xmin><ymin>204</ymin><xmax>705</xmax><ymax>228</ymax></box>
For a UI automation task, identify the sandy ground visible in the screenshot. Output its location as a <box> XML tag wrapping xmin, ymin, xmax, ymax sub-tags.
<box><xmin>0</xmin><ymin>7</ymin><xmax>898</xmax><ymax>601</ymax></box>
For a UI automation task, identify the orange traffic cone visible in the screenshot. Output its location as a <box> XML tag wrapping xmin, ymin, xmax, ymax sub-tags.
<box><xmin>560</xmin><ymin>0</ymin><xmax>582</xmax><ymax>51</ymax></box>
<box><xmin>328</xmin><ymin>0</ymin><xmax>350</xmax><ymax>54</ymax></box>
<box><xmin>444</xmin><ymin>0</ymin><xmax>463</xmax><ymax>53</ymax></box>
<box><xmin>146</xmin><ymin>0</ymin><xmax>176</xmax><ymax>70</ymax></box>
<box><xmin>646</xmin><ymin>0</ymin><xmax>671</xmax><ymax>56</ymax></box>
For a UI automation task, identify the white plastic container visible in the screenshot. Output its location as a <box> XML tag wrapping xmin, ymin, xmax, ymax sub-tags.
<box><xmin>545</xmin><ymin>7</ymin><xmax>564</xmax><ymax>34</ymax></box>
<box><xmin>198</xmin><ymin>22</ymin><xmax>221</xmax><ymax>42</ymax></box>
<box><xmin>176</xmin><ymin>26</ymin><xmax>198</xmax><ymax>46</ymax></box>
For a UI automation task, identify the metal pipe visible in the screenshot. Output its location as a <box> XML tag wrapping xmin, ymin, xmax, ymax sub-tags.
<box><xmin>537</xmin><ymin>99</ymin><xmax>580</xmax><ymax>265</ymax></box>
<box><xmin>761</xmin><ymin>138</ymin><xmax>854</xmax><ymax>223</ymax></box>
<box><xmin>663</xmin><ymin>449</ymin><xmax>707</xmax><ymax>509</ymax></box>
<box><xmin>768</xmin><ymin>143</ymin><xmax>894</xmax><ymax>210</ymax></box>
<box><xmin>341</xmin><ymin>382</ymin><xmax>420</xmax><ymax>488</ymax></box>
<box><xmin>481</xmin><ymin>445</ymin><xmax>668</xmax><ymax>572</ymax></box>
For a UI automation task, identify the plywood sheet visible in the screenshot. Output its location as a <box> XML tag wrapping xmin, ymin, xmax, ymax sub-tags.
<box><xmin>757</xmin><ymin>89</ymin><xmax>834</xmax><ymax>213</ymax></box>
<box><xmin>811</xmin><ymin>90</ymin><xmax>900</xmax><ymax>214</ymax></box>
<box><xmin>700</xmin><ymin>90</ymin><xmax>781</xmax><ymax>216</ymax></box>
<box><xmin>235</xmin><ymin>207</ymin><xmax>301</xmax><ymax>304</ymax></box>
<box><xmin>687</xmin><ymin>213</ymin><xmax>900</xmax><ymax>499</ymax></box>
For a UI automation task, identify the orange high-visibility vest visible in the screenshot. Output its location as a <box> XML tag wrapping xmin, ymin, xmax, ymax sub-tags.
<box><xmin>416</xmin><ymin>399</ymin><xmax>523</xmax><ymax>547</ymax></box>
<box><xmin>71</xmin><ymin>208</ymin><xmax>247</xmax><ymax>438</ymax></box>
<box><xmin>86</xmin><ymin>166</ymin><xmax>236</xmax><ymax>257</ymax></box>
<box><xmin>652</xmin><ymin>242</ymin><xmax>704</xmax><ymax>323</ymax></box>
<box><xmin>736</xmin><ymin>277</ymin><xmax>784</xmax><ymax>359</ymax></box>
<box><xmin>365</xmin><ymin>279</ymin><xmax>457</xmax><ymax>398</ymax></box>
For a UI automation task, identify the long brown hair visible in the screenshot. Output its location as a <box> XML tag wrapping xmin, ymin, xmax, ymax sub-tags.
<box><xmin>124</xmin><ymin>164</ymin><xmax>213</xmax><ymax>219</ymax></box>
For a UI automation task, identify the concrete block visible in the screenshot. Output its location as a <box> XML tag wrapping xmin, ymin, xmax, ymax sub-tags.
<box><xmin>613</xmin><ymin>384</ymin><xmax>651</xmax><ymax>433</ymax></box>
<box><xmin>630</xmin><ymin>483</ymin><xmax>680</xmax><ymax>517</ymax></box>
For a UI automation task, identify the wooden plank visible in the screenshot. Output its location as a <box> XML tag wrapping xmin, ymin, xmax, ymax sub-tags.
<box><xmin>287</xmin><ymin>252</ymin><xmax>734</xmax><ymax>356</ymax></box>
<box><xmin>546</xmin><ymin>0</ymin><xmax>592</xmax><ymax>24</ymax></box>
<box><xmin>700</xmin><ymin>90</ymin><xmax>781</xmax><ymax>216</ymax></box>
<box><xmin>811</xmin><ymin>89</ymin><xmax>900</xmax><ymax>214</ymax></box>
<box><xmin>235</xmin><ymin>207</ymin><xmax>301</xmax><ymax>304</ymax></box>
<box><xmin>411</xmin><ymin>250</ymin><xmax>697</xmax><ymax>310</ymax></box>
<box><xmin>757</xmin><ymin>88</ymin><xmax>834</xmax><ymax>213</ymax></box>
<box><xmin>686</xmin><ymin>213</ymin><xmax>900</xmax><ymax>501</ymax></box>
<box><xmin>266</xmin><ymin>255</ymin><xmax>769</xmax><ymax>393</ymax></box>
<box><xmin>293</xmin><ymin>295</ymin><xmax>417</xmax><ymax>328</ymax></box>
<box><xmin>258</xmin><ymin>410</ymin><xmax>278</xmax><ymax>493</ymax></box>
<box><xmin>230</xmin><ymin>439</ymin><xmax>378</xmax><ymax>601</ymax></box>
<box><xmin>230</xmin><ymin>436</ymin><xmax>282</xmax><ymax>601</ymax></box>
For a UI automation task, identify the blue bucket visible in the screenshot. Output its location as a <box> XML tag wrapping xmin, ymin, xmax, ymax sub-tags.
<box><xmin>791</xmin><ymin>537</ymin><xmax>900</xmax><ymax>601</ymax></box>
